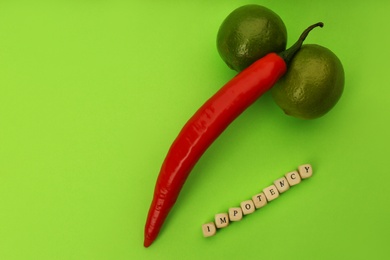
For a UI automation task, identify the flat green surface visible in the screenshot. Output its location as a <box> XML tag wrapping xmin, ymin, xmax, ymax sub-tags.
<box><xmin>0</xmin><ymin>1</ymin><xmax>389</xmax><ymax>259</ymax></box>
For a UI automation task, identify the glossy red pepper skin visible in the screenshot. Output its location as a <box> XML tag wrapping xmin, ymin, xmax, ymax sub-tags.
<box><xmin>144</xmin><ymin>53</ymin><xmax>287</xmax><ymax>247</ymax></box>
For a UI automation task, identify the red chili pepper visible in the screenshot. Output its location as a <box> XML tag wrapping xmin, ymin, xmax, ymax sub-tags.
<box><xmin>144</xmin><ymin>22</ymin><xmax>323</xmax><ymax>247</ymax></box>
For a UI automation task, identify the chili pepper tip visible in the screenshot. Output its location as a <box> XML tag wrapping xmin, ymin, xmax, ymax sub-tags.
<box><xmin>144</xmin><ymin>237</ymin><xmax>153</xmax><ymax>247</ymax></box>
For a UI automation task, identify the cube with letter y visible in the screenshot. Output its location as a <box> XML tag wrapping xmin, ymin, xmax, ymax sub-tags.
<box><xmin>298</xmin><ymin>164</ymin><xmax>313</xmax><ymax>179</ymax></box>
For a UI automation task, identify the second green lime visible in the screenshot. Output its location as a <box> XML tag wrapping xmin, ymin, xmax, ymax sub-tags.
<box><xmin>272</xmin><ymin>44</ymin><xmax>345</xmax><ymax>119</ymax></box>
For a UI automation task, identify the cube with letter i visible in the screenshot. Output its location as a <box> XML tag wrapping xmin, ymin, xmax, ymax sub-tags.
<box><xmin>202</xmin><ymin>222</ymin><xmax>216</xmax><ymax>237</ymax></box>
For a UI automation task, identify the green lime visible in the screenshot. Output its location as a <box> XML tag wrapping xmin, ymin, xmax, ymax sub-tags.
<box><xmin>217</xmin><ymin>4</ymin><xmax>287</xmax><ymax>72</ymax></box>
<box><xmin>272</xmin><ymin>44</ymin><xmax>345</xmax><ymax>119</ymax></box>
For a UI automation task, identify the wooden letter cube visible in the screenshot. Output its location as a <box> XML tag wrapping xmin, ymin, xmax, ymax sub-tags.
<box><xmin>274</xmin><ymin>177</ymin><xmax>290</xmax><ymax>193</ymax></box>
<box><xmin>298</xmin><ymin>164</ymin><xmax>313</xmax><ymax>179</ymax></box>
<box><xmin>252</xmin><ymin>192</ymin><xmax>267</xmax><ymax>209</ymax></box>
<box><xmin>202</xmin><ymin>222</ymin><xmax>216</xmax><ymax>237</ymax></box>
<box><xmin>215</xmin><ymin>213</ymin><xmax>229</xmax><ymax>228</ymax></box>
<box><xmin>240</xmin><ymin>200</ymin><xmax>255</xmax><ymax>215</ymax></box>
<box><xmin>263</xmin><ymin>185</ymin><xmax>279</xmax><ymax>201</ymax></box>
<box><xmin>285</xmin><ymin>170</ymin><xmax>301</xmax><ymax>186</ymax></box>
<box><xmin>229</xmin><ymin>207</ymin><xmax>243</xmax><ymax>221</ymax></box>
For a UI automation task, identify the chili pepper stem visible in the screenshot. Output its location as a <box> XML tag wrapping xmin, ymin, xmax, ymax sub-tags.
<box><xmin>279</xmin><ymin>22</ymin><xmax>324</xmax><ymax>65</ymax></box>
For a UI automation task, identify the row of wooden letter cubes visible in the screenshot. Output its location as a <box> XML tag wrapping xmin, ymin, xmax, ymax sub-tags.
<box><xmin>202</xmin><ymin>164</ymin><xmax>313</xmax><ymax>237</ymax></box>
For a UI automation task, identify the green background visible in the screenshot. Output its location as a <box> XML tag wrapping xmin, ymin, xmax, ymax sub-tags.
<box><xmin>1</xmin><ymin>1</ymin><xmax>389</xmax><ymax>259</ymax></box>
